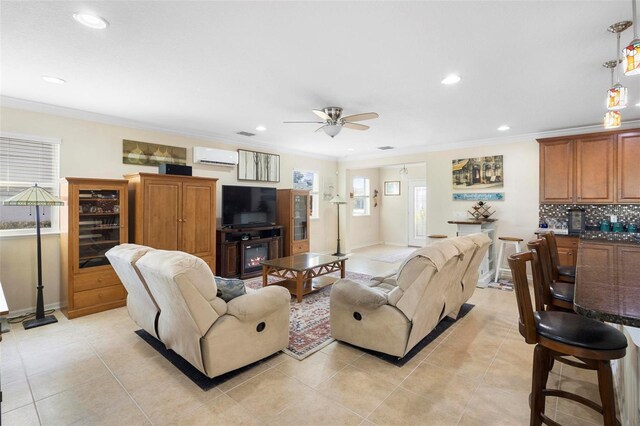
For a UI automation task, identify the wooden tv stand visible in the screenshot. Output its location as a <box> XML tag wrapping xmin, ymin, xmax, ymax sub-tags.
<box><xmin>216</xmin><ymin>226</ymin><xmax>283</xmax><ymax>279</ymax></box>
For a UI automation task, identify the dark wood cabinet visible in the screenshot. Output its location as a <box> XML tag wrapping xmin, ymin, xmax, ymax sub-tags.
<box><xmin>277</xmin><ymin>189</ymin><xmax>310</xmax><ymax>256</ymax></box>
<box><xmin>539</xmin><ymin>128</ymin><xmax>640</xmax><ymax>204</ymax></box>
<box><xmin>617</xmin><ymin>131</ymin><xmax>640</xmax><ymax>203</ymax></box>
<box><xmin>124</xmin><ymin>173</ymin><xmax>217</xmax><ymax>271</ymax></box>
<box><xmin>216</xmin><ymin>226</ymin><xmax>283</xmax><ymax>279</ymax></box>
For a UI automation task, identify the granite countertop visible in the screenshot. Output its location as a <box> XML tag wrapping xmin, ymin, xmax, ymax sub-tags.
<box><xmin>574</xmin><ymin>237</ymin><xmax>640</xmax><ymax>327</ymax></box>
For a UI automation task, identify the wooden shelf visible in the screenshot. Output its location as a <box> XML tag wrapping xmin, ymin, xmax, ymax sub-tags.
<box><xmin>78</xmin><ymin>254</ymin><xmax>107</xmax><ymax>261</ymax></box>
<box><xmin>79</xmin><ymin>225</ymin><xmax>120</xmax><ymax>231</ymax></box>
<box><xmin>79</xmin><ymin>198</ymin><xmax>119</xmax><ymax>201</ymax></box>
<box><xmin>79</xmin><ymin>213</ymin><xmax>119</xmax><ymax>216</ymax></box>
<box><xmin>78</xmin><ymin>240</ymin><xmax>119</xmax><ymax>247</ymax></box>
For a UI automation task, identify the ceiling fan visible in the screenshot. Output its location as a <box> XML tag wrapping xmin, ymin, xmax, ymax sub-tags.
<box><xmin>284</xmin><ymin>107</ymin><xmax>379</xmax><ymax>138</ymax></box>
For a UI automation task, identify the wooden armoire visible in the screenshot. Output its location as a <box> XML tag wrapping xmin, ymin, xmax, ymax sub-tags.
<box><xmin>276</xmin><ymin>189</ymin><xmax>311</xmax><ymax>256</ymax></box>
<box><xmin>124</xmin><ymin>173</ymin><xmax>218</xmax><ymax>271</ymax></box>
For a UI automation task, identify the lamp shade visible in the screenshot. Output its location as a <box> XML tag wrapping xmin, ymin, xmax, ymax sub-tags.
<box><xmin>323</xmin><ymin>124</ymin><xmax>342</xmax><ymax>138</ymax></box>
<box><xmin>624</xmin><ymin>39</ymin><xmax>640</xmax><ymax>75</ymax></box>
<box><xmin>607</xmin><ymin>83</ymin><xmax>628</xmax><ymax>110</ymax></box>
<box><xmin>2</xmin><ymin>184</ymin><xmax>64</xmax><ymax>206</ymax></box>
<box><xmin>604</xmin><ymin>110</ymin><xmax>622</xmax><ymax>129</ymax></box>
<box><xmin>330</xmin><ymin>194</ymin><xmax>347</xmax><ymax>204</ymax></box>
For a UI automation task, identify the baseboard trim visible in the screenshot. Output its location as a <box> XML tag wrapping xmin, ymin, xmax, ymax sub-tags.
<box><xmin>348</xmin><ymin>241</ymin><xmax>383</xmax><ymax>251</ymax></box>
<box><xmin>6</xmin><ymin>302</ymin><xmax>62</xmax><ymax>319</ymax></box>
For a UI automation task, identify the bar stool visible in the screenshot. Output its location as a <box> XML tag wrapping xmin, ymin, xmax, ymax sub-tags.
<box><xmin>528</xmin><ymin>238</ymin><xmax>575</xmax><ymax>312</ymax></box>
<box><xmin>494</xmin><ymin>236</ymin><xmax>523</xmax><ymax>282</ymax></box>
<box><xmin>508</xmin><ymin>251</ymin><xmax>627</xmax><ymax>426</ymax></box>
<box><xmin>543</xmin><ymin>231</ymin><xmax>576</xmax><ymax>284</ymax></box>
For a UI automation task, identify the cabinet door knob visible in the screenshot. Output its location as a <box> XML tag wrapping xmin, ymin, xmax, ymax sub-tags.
<box><xmin>182</xmin><ymin>219</ymin><xmax>187</xmax><ymax>223</ymax></box>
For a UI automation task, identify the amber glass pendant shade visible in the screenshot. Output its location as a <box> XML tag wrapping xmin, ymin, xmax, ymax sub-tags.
<box><xmin>624</xmin><ymin>39</ymin><xmax>640</xmax><ymax>75</ymax></box>
<box><xmin>607</xmin><ymin>83</ymin><xmax>628</xmax><ymax>110</ymax></box>
<box><xmin>604</xmin><ymin>110</ymin><xmax>622</xmax><ymax>129</ymax></box>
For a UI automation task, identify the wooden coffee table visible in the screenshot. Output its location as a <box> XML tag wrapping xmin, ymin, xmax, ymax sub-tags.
<box><xmin>261</xmin><ymin>253</ymin><xmax>348</xmax><ymax>302</ymax></box>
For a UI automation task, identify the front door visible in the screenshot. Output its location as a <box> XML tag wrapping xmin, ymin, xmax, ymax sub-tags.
<box><xmin>408</xmin><ymin>180</ymin><xmax>427</xmax><ymax>247</ymax></box>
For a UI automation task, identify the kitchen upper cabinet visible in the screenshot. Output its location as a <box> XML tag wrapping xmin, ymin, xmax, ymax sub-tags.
<box><xmin>539</xmin><ymin>139</ymin><xmax>574</xmax><ymax>203</ymax></box>
<box><xmin>539</xmin><ymin>129</ymin><xmax>640</xmax><ymax>204</ymax></box>
<box><xmin>575</xmin><ymin>135</ymin><xmax>615</xmax><ymax>203</ymax></box>
<box><xmin>617</xmin><ymin>131</ymin><xmax>640</xmax><ymax>203</ymax></box>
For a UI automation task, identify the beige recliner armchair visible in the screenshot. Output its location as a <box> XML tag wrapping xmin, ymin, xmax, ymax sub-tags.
<box><xmin>330</xmin><ymin>234</ymin><xmax>491</xmax><ymax>358</ymax></box>
<box><xmin>135</xmin><ymin>249</ymin><xmax>291</xmax><ymax>378</ymax></box>
<box><xmin>106</xmin><ymin>244</ymin><xmax>159</xmax><ymax>338</ymax></box>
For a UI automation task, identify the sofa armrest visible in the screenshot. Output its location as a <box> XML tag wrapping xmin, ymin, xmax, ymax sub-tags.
<box><xmin>331</xmin><ymin>279</ymin><xmax>388</xmax><ymax>309</ymax></box>
<box><xmin>226</xmin><ymin>286</ymin><xmax>290</xmax><ymax>322</ymax></box>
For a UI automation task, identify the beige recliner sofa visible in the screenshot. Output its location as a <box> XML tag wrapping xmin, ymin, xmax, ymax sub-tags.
<box><xmin>330</xmin><ymin>233</ymin><xmax>491</xmax><ymax>358</ymax></box>
<box><xmin>106</xmin><ymin>245</ymin><xmax>291</xmax><ymax>378</ymax></box>
<box><xmin>106</xmin><ymin>244</ymin><xmax>160</xmax><ymax>338</ymax></box>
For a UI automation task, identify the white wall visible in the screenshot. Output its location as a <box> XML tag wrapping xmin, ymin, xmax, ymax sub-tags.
<box><xmin>340</xmin><ymin>140</ymin><xmax>540</xmax><ymax>251</ymax></box>
<box><xmin>344</xmin><ymin>167</ymin><xmax>381</xmax><ymax>249</ymax></box>
<box><xmin>0</xmin><ymin>107</ymin><xmax>338</xmax><ymax>312</ymax></box>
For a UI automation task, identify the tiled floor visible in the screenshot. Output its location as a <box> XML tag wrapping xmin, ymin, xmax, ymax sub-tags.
<box><xmin>1</xmin><ymin>245</ymin><xmax>603</xmax><ymax>425</ymax></box>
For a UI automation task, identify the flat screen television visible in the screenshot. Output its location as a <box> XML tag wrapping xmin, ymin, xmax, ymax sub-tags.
<box><xmin>222</xmin><ymin>185</ymin><xmax>277</xmax><ymax>228</ymax></box>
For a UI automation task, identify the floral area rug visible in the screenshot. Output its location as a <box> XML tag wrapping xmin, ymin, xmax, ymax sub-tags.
<box><xmin>244</xmin><ymin>271</ymin><xmax>373</xmax><ymax>360</ymax></box>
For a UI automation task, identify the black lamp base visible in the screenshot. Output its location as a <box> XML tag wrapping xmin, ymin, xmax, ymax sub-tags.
<box><xmin>333</xmin><ymin>252</ymin><xmax>346</xmax><ymax>257</ymax></box>
<box><xmin>23</xmin><ymin>315</ymin><xmax>58</xmax><ymax>330</ymax></box>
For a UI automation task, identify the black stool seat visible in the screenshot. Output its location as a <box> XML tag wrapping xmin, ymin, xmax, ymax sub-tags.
<box><xmin>535</xmin><ymin>311</ymin><xmax>627</xmax><ymax>351</ymax></box>
<box><xmin>558</xmin><ymin>265</ymin><xmax>576</xmax><ymax>278</ymax></box>
<box><xmin>550</xmin><ymin>282</ymin><xmax>574</xmax><ymax>303</ymax></box>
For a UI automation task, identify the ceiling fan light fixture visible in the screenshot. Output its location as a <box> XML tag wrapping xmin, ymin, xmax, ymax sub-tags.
<box><xmin>73</xmin><ymin>13</ymin><xmax>109</xmax><ymax>29</ymax></box>
<box><xmin>323</xmin><ymin>124</ymin><xmax>342</xmax><ymax>138</ymax></box>
<box><xmin>604</xmin><ymin>110</ymin><xmax>622</xmax><ymax>129</ymax></box>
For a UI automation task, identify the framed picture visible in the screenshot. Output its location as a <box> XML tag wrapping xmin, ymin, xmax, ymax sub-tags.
<box><xmin>452</xmin><ymin>155</ymin><xmax>503</xmax><ymax>189</ymax></box>
<box><xmin>122</xmin><ymin>140</ymin><xmax>187</xmax><ymax>166</ymax></box>
<box><xmin>293</xmin><ymin>170</ymin><xmax>314</xmax><ymax>190</ymax></box>
<box><xmin>237</xmin><ymin>149</ymin><xmax>280</xmax><ymax>182</ymax></box>
<box><xmin>384</xmin><ymin>181</ymin><xmax>400</xmax><ymax>196</ymax></box>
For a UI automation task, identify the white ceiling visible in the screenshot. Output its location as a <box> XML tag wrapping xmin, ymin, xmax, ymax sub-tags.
<box><xmin>2</xmin><ymin>1</ymin><xmax>640</xmax><ymax>159</ymax></box>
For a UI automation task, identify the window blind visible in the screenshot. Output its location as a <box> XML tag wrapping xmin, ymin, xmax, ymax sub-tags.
<box><xmin>0</xmin><ymin>134</ymin><xmax>60</xmax><ymax>232</ymax></box>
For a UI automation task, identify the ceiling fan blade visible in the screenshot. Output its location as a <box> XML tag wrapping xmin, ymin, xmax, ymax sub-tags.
<box><xmin>343</xmin><ymin>122</ymin><xmax>369</xmax><ymax>131</ymax></box>
<box><xmin>312</xmin><ymin>109</ymin><xmax>332</xmax><ymax>121</ymax></box>
<box><xmin>342</xmin><ymin>112</ymin><xmax>379</xmax><ymax>122</ymax></box>
<box><xmin>314</xmin><ymin>124</ymin><xmax>328</xmax><ymax>132</ymax></box>
<box><xmin>283</xmin><ymin>121</ymin><xmax>325</xmax><ymax>124</ymax></box>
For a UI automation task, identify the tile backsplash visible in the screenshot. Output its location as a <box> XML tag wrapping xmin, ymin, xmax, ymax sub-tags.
<box><xmin>539</xmin><ymin>204</ymin><xmax>640</xmax><ymax>227</ymax></box>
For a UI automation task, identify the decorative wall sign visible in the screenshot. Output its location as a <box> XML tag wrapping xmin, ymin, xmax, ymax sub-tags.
<box><xmin>293</xmin><ymin>170</ymin><xmax>314</xmax><ymax>190</ymax></box>
<box><xmin>237</xmin><ymin>149</ymin><xmax>280</xmax><ymax>182</ymax></box>
<box><xmin>384</xmin><ymin>181</ymin><xmax>400</xmax><ymax>196</ymax></box>
<box><xmin>452</xmin><ymin>192</ymin><xmax>505</xmax><ymax>201</ymax></box>
<box><xmin>452</xmin><ymin>155</ymin><xmax>503</xmax><ymax>189</ymax></box>
<box><xmin>122</xmin><ymin>140</ymin><xmax>187</xmax><ymax>166</ymax></box>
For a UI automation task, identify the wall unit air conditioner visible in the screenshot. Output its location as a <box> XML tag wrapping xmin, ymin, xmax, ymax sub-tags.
<box><xmin>193</xmin><ymin>147</ymin><xmax>238</xmax><ymax>166</ymax></box>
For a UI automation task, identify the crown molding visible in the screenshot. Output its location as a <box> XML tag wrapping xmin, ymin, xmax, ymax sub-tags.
<box><xmin>340</xmin><ymin>119</ymin><xmax>640</xmax><ymax>162</ymax></box>
<box><xmin>0</xmin><ymin>96</ymin><xmax>336</xmax><ymax>161</ymax></box>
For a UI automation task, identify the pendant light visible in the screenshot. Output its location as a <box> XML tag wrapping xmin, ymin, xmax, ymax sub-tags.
<box><xmin>625</xmin><ymin>0</ymin><xmax>640</xmax><ymax>75</ymax></box>
<box><xmin>607</xmin><ymin>22</ymin><xmax>632</xmax><ymax>110</ymax></box>
<box><xmin>603</xmin><ymin>60</ymin><xmax>623</xmax><ymax>129</ymax></box>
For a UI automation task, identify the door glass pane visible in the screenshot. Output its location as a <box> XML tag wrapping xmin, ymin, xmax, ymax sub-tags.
<box><xmin>413</xmin><ymin>187</ymin><xmax>427</xmax><ymax>239</ymax></box>
<box><xmin>78</xmin><ymin>189</ymin><xmax>122</xmax><ymax>269</ymax></box>
<box><xmin>293</xmin><ymin>194</ymin><xmax>307</xmax><ymax>241</ymax></box>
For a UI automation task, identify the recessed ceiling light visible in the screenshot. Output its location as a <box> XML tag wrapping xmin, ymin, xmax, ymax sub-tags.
<box><xmin>636</xmin><ymin>102</ymin><xmax>640</xmax><ymax>107</ymax></box>
<box><xmin>441</xmin><ymin>74</ymin><xmax>461</xmax><ymax>85</ymax></box>
<box><xmin>42</xmin><ymin>76</ymin><xmax>66</xmax><ymax>84</ymax></box>
<box><xmin>347</xmin><ymin>148</ymin><xmax>355</xmax><ymax>152</ymax></box>
<box><xmin>497</xmin><ymin>125</ymin><xmax>510</xmax><ymax>131</ymax></box>
<box><xmin>255</xmin><ymin>125</ymin><xmax>267</xmax><ymax>131</ymax></box>
<box><xmin>73</xmin><ymin>13</ymin><xmax>109</xmax><ymax>29</ymax></box>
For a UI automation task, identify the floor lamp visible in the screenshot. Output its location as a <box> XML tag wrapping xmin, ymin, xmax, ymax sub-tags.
<box><xmin>330</xmin><ymin>195</ymin><xmax>347</xmax><ymax>256</ymax></box>
<box><xmin>3</xmin><ymin>184</ymin><xmax>64</xmax><ymax>329</ymax></box>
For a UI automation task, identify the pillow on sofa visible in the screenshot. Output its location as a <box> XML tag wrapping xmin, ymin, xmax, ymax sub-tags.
<box><xmin>214</xmin><ymin>277</ymin><xmax>247</xmax><ymax>302</ymax></box>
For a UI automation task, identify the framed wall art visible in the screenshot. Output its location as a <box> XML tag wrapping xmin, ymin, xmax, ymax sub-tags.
<box><xmin>452</xmin><ymin>155</ymin><xmax>503</xmax><ymax>189</ymax></box>
<box><xmin>122</xmin><ymin>140</ymin><xmax>187</xmax><ymax>166</ymax></box>
<box><xmin>384</xmin><ymin>181</ymin><xmax>400</xmax><ymax>196</ymax></box>
<box><xmin>237</xmin><ymin>149</ymin><xmax>280</xmax><ymax>182</ymax></box>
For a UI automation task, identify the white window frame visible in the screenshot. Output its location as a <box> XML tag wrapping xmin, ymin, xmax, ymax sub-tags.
<box><xmin>352</xmin><ymin>176</ymin><xmax>370</xmax><ymax>216</ymax></box>
<box><xmin>0</xmin><ymin>132</ymin><xmax>61</xmax><ymax>237</ymax></box>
